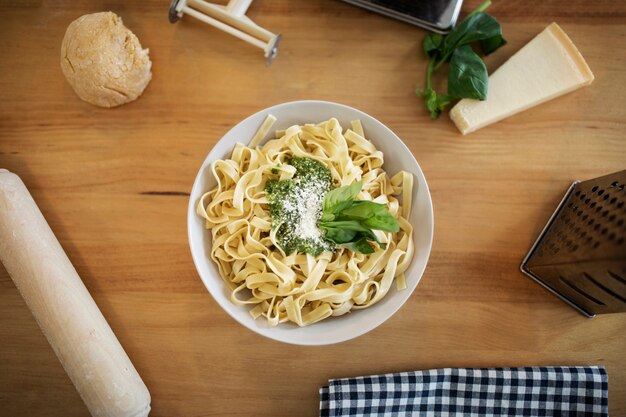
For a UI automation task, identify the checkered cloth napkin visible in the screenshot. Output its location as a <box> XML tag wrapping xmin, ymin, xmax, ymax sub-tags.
<box><xmin>319</xmin><ymin>366</ymin><xmax>608</xmax><ymax>417</ymax></box>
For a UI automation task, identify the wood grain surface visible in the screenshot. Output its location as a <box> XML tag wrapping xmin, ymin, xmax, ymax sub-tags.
<box><xmin>1</xmin><ymin>1</ymin><xmax>625</xmax><ymax>416</ymax></box>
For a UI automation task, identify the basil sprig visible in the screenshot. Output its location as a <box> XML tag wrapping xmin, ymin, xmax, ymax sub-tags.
<box><xmin>319</xmin><ymin>181</ymin><xmax>399</xmax><ymax>254</ymax></box>
<box><xmin>417</xmin><ymin>0</ymin><xmax>506</xmax><ymax>119</ymax></box>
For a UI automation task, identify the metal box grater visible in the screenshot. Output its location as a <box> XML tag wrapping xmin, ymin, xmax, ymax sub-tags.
<box><xmin>521</xmin><ymin>170</ymin><xmax>626</xmax><ymax>317</ymax></box>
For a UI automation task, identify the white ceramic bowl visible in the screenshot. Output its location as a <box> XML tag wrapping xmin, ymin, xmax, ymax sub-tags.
<box><xmin>188</xmin><ymin>100</ymin><xmax>433</xmax><ymax>345</ymax></box>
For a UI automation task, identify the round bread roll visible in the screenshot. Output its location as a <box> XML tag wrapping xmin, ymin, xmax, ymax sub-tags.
<box><xmin>61</xmin><ymin>12</ymin><xmax>152</xmax><ymax>108</ymax></box>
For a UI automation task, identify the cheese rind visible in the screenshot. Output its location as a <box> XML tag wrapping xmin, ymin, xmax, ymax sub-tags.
<box><xmin>449</xmin><ymin>23</ymin><xmax>594</xmax><ymax>135</ymax></box>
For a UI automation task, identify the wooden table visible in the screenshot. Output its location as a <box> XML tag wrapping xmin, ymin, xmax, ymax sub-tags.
<box><xmin>1</xmin><ymin>0</ymin><xmax>625</xmax><ymax>415</ymax></box>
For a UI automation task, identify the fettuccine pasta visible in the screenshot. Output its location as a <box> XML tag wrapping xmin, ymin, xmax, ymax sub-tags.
<box><xmin>197</xmin><ymin>117</ymin><xmax>415</xmax><ymax>326</ymax></box>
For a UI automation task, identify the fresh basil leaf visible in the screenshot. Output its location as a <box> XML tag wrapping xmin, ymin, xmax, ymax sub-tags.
<box><xmin>363</xmin><ymin>213</ymin><xmax>400</xmax><ymax>233</ymax></box>
<box><xmin>321</xmin><ymin>194</ymin><xmax>399</xmax><ymax>252</ymax></box>
<box><xmin>480</xmin><ymin>35</ymin><xmax>506</xmax><ymax>55</ymax></box>
<box><xmin>321</xmin><ymin>226</ymin><xmax>357</xmax><ymax>244</ymax></box>
<box><xmin>323</xmin><ymin>181</ymin><xmax>362</xmax><ymax>213</ymax></box>
<box><xmin>448</xmin><ymin>45</ymin><xmax>488</xmax><ymax>100</ymax></box>
<box><xmin>320</xmin><ymin>220</ymin><xmax>371</xmax><ymax>233</ymax></box>
<box><xmin>357</xmin><ymin>229</ymin><xmax>387</xmax><ymax>249</ymax></box>
<box><xmin>433</xmin><ymin>92</ymin><xmax>454</xmax><ymax>118</ymax></box>
<box><xmin>357</xmin><ymin>227</ymin><xmax>378</xmax><ymax>242</ymax></box>
<box><xmin>423</xmin><ymin>33</ymin><xmax>443</xmax><ymax>59</ymax></box>
<box><xmin>321</xmin><ymin>211</ymin><xmax>335</xmax><ymax>222</ymax></box>
<box><xmin>338</xmin><ymin>201</ymin><xmax>388</xmax><ymax>220</ymax></box>
<box><xmin>418</xmin><ymin>88</ymin><xmax>454</xmax><ymax>119</ymax></box>
<box><xmin>416</xmin><ymin>0</ymin><xmax>505</xmax><ymax>120</ymax></box>
<box><xmin>329</xmin><ymin>200</ymin><xmax>355</xmax><ymax>217</ymax></box>
<box><xmin>443</xmin><ymin>12</ymin><xmax>503</xmax><ymax>56</ymax></box>
<box><xmin>420</xmin><ymin>88</ymin><xmax>437</xmax><ymax>118</ymax></box>
<box><xmin>342</xmin><ymin>238</ymin><xmax>375</xmax><ymax>254</ymax></box>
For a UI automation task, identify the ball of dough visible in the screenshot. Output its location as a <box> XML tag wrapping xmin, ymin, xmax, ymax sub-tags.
<box><xmin>61</xmin><ymin>12</ymin><xmax>152</xmax><ymax>108</ymax></box>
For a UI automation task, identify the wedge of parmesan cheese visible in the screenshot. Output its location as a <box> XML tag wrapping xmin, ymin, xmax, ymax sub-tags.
<box><xmin>449</xmin><ymin>23</ymin><xmax>594</xmax><ymax>135</ymax></box>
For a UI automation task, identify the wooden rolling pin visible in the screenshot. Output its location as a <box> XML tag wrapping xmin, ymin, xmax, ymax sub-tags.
<box><xmin>0</xmin><ymin>169</ymin><xmax>151</xmax><ymax>417</ymax></box>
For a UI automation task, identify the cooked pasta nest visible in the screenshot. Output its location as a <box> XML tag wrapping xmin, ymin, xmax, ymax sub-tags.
<box><xmin>197</xmin><ymin>116</ymin><xmax>415</xmax><ymax>326</ymax></box>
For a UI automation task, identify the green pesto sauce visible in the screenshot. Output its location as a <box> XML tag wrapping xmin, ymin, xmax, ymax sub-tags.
<box><xmin>265</xmin><ymin>157</ymin><xmax>335</xmax><ymax>256</ymax></box>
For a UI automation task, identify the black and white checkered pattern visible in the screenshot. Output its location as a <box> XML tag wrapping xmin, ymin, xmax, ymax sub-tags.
<box><xmin>319</xmin><ymin>366</ymin><xmax>607</xmax><ymax>417</ymax></box>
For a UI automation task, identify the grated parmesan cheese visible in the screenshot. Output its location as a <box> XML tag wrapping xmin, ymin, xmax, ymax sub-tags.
<box><xmin>265</xmin><ymin>157</ymin><xmax>334</xmax><ymax>256</ymax></box>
